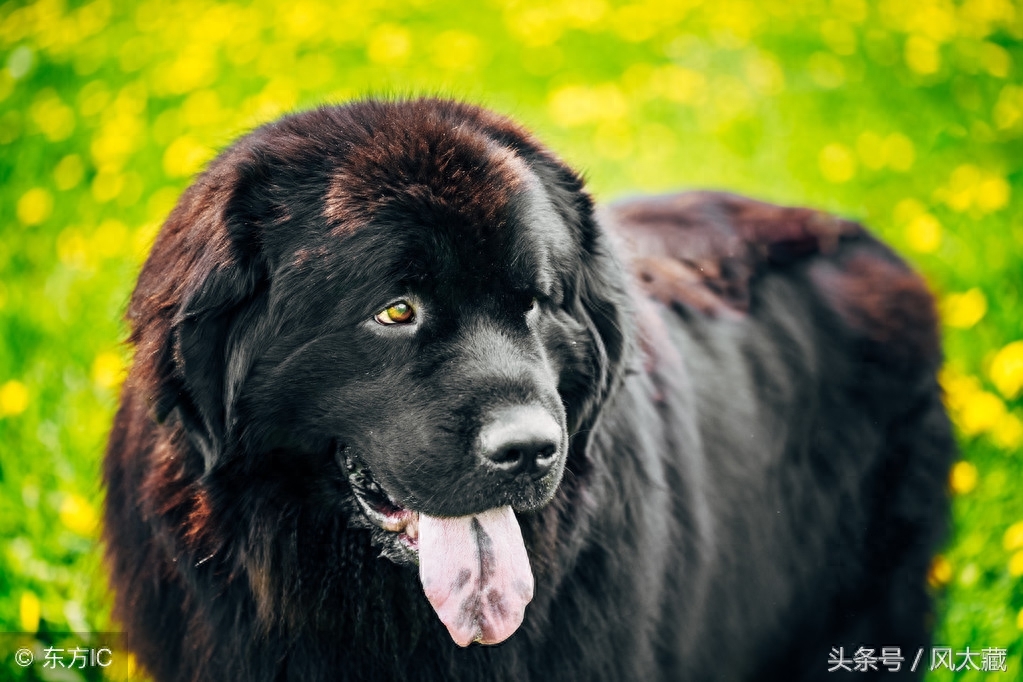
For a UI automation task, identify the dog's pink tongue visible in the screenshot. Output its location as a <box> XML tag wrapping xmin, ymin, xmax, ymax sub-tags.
<box><xmin>418</xmin><ymin>506</ymin><xmax>534</xmax><ymax>647</ymax></box>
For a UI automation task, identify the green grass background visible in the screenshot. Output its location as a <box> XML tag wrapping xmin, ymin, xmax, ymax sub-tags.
<box><xmin>1</xmin><ymin>0</ymin><xmax>1022</xmax><ymax>679</ymax></box>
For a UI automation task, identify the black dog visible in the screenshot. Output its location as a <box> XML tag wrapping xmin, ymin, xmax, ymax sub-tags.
<box><xmin>103</xmin><ymin>98</ymin><xmax>953</xmax><ymax>681</ymax></box>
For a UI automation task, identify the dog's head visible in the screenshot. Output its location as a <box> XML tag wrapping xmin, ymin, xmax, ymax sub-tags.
<box><xmin>128</xmin><ymin>99</ymin><xmax>629</xmax><ymax>644</ymax></box>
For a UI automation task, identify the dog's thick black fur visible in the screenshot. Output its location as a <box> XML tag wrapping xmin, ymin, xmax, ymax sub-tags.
<box><xmin>104</xmin><ymin>99</ymin><xmax>954</xmax><ymax>681</ymax></box>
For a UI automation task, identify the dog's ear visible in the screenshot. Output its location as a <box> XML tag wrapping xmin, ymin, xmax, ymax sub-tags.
<box><xmin>525</xmin><ymin>154</ymin><xmax>631</xmax><ymax>439</ymax></box>
<box><xmin>128</xmin><ymin>148</ymin><xmax>269</xmax><ymax>469</ymax></box>
<box><xmin>570</xmin><ymin>209</ymin><xmax>631</xmax><ymax>436</ymax></box>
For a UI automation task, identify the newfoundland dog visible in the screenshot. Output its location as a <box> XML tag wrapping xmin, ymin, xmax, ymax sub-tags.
<box><xmin>104</xmin><ymin>98</ymin><xmax>954</xmax><ymax>681</ymax></box>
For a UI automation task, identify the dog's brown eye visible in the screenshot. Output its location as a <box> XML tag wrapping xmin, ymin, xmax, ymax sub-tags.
<box><xmin>375</xmin><ymin>301</ymin><xmax>415</xmax><ymax>325</ymax></box>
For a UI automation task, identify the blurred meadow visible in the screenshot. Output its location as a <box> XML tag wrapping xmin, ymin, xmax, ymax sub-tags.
<box><xmin>1</xmin><ymin>0</ymin><xmax>1022</xmax><ymax>679</ymax></box>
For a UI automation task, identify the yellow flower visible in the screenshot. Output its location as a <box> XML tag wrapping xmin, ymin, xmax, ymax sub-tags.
<box><xmin>976</xmin><ymin>175</ymin><xmax>1010</xmax><ymax>212</ymax></box>
<box><xmin>431</xmin><ymin>31</ymin><xmax>484</xmax><ymax>72</ymax></box>
<box><xmin>1010</xmin><ymin>550</ymin><xmax>1023</xmax><ymax>577</ymax></box>
<box><xmin>949</xmin><ymin>461</ymin><xmax>978</xmax><ymax>495</ymax></box>
<box><xmin>93</xmin><ymin>219</ymin><xmax>129</xmax><ymax>259</ymax></box>
<box><xmin>927</xmin><ymin>555</ymin><xmax>952</xmax><ymax>588</ymax></box>
<box><xmin>367</xmin><ymin>24</ymin><xmax>411</xmax><ymax>66</ymax></box>
<box><xmin>0</xmin><ymin>380</ymin><xmax>29</xmax><ymax>416</ymax></box>
<box><xmin>905</xmin><ymin>213</ymin><xmax>942</xmax><ymax>253</ymax></box>
<box><xmin>91</xmin><ymin>170</ymin><xmax>124</xmax><ymax>203</ymax></box>
<box><xmin>20</xmin><ymin>591</ymin><xmax>40</xmax><ymax>632</ymax></box>
<box><xmin>548</xmin><ymin>83</ymin><xmax>628</xmax><ymax>127</ymax></box>
<box><xmin>163</xmin><ymin>136</ymin><xmax>213</xmax><ymax>178</ymax></box>
<box><xmin>30</xmin><ymin>89</ymin><xmax>76</xmax><ymax>142</ymax></box>
<box><xmin>57</xmin><ymin>228</ymin><xmax>90</xmax><ymax>269</ymax></box>
<box><xmin>992</xmin><ymin>413</ymin><xmax>1023</xmax><ymax>451</ymax></box>
<box><xmin>818</xmin><ymin>144</ymin><xmax>856</xmax><ymax>183</ymax></box>
<box><xmin>905</xmin><ymin>36</ymin><xmax>940</xmax><ymax>75</ymax></box>
<box><xmin>182</xmin><ymin>89</ymin><xmax>224</xmax><ymax>128</ymax></box>
<box><xmin>981</xmin><ymin>42</ymin><xmax>1011</xmax><ymax>78</ymax></box>
<box><xmin>941</xmin><ymin>289</ymin><xmax>987</xmax><ymax>329</ymax></box>
<box><xmin>994</xmin><ymin>85</ymin><xmax>1023</xmax><ymax>130</ymax></box>
<box><xmin>940</xmin><ymin>367</ymin><xmax>980</xmax><ymax>413</ymax></box>
<box><xmin>957</xmin><ymin>391</ymin><xmax>1006</xmax><ymax>436</ymax></box>
<box><xmin>989</xmin><ymin>341</ymin><xmax>1023</xmax><ymax>399</ymax></box>
<box><xmin>893</xmin><ymin>197</ymin><xmax>926</xmax><ymax>224</ymax></box>
<box><xmin>1003</xmin><ymin>520</ymin><xmax>1023</xmax><ymax>551</ymax></box>
<box><xmin>647</xmin><ymin>65</ymin><xmax>707</xmax><ymax>105</ymax></box>
<box><xmin>1018</xmin><ymin>608</ymin><xmax>1023</xmax><ymax>630</ymax></box>
<box><xmin>158</xmin><ymin>48</ymin><xmax>218</xmax><ymax>95</ymax></box>
<box><xmin>54</xmin><ymin>154</ymin><xmax>85</xmax><ymax>190</ymax></box>
<box><xmin>938</xmin><ymin>164</ymin><xmax>1011</xmax><ymax>214</ymax></box>
<box><xmin>60</xmin><ymin>493</ymin><xmax>98</xmax><ymax>536</ymax></box>
<box><xmin>16</xmin><ymin>188</ymin><xmax>53</xmax><ymax>226</ymax></box>
<box><xmin>92</xmin><ymin>351</ymin><xmax>126</xmax><ymax>389</ymax></box>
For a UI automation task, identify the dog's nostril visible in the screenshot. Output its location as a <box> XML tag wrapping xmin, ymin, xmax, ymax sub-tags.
<box><xmin>492</xmin><ymin>447</ymin><xmax>524</xmax><ymax>468</ymax></box>
<box><xmin>486</xmin><ymin>439</ymin><xmax>558</xmax><ymax>475</ymax></box>
<box><xmin>479</xmin><ymin>407</ymin><xmax>562</xmax><ymax>477</ymax></box>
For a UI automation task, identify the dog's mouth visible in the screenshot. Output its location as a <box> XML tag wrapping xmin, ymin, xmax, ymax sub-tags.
<box><xmin>342</xmin><ymin>451</ymin><xmax>421</xmax><ymax>552</ymax></box>
<box><xmin>340</xmin><ymin>448</ymin><xmax>535</xmax><ymax>647</ymax></box>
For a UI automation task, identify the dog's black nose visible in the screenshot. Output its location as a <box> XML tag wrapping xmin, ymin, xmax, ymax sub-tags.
<box><xmin>479</xmin><ymin>406</ymin><xmax>561</xmax><ymax>477</ymax></box>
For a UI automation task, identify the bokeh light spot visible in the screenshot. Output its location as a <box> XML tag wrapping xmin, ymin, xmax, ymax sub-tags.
<box><xmin>808</xmin><ymin>52</ymin><xmax>846</xmax><ymax>88</ymax></box>
<box><xmin>92</xmin><ymin>350</ymin><xmax>126</xmax><ymax>389</ymax></box>
<box><xmin>549</xmin><ymin>83</ymin><xmax>628</xmax><ymax>127</ymax></box>
<box><xmin>57</xmin><ymin>228</ymin><xmax>89</xmax><ymax>269</ymax></box>
<box><xmin>163</xmin><ymin>136</ymin><xmax>213</xmax><ymax>178</ymax></box>
<box><xmin>19</xmin><ymin>591</ymin><xmax>40</xmax><ymax>633</ymax></box>
<box><xmin>17</xmin><ymin>188</ymin><xmax>53</xmax><ymax>226</ymax></box>
<box><xmin>941</xmin><ymin>289</ymin><xmax>987</xmax><ymax>329</ymax></box>
<box><xmin>30</xmin><ymin>89</ymin><xmax>76</xmax><ymax>142</ymax></box>
<box><xmin>54</xmin><ymin>154</ymin><xmax>85</xmax><ymax>191</ymax></box>
<box><xmin>182</xmin><ymin>89</ymin><xmax>224</xmax><ymax>128</ymax></box>
<box><xmin>989</xmin><ymin>340</ymin><xmax>1023</xmax><ymax>399</ymax></box>
<box><xmin>91</xmin><ymin>170</ymin><xmax>124</xmax><ymax>203</ymax></box>
<box><xmin>958</xmin><ymin>391</ymin><xmax>1007</xmax><ymax>436</ymax></box>
<box><xmin>92</xmin><ymin>219</ymin><xmax>129</xmax><ymax>260</ymax></box>
<box><xmin>980</xmin><ymin>42</ymin><xmax>1011</xmax><ymax>78</ymax></box>
<box><xmin>905</xmin><ymin>213</ymin><xmax>942</xmax><ymax>253</ymax></box>
<box><xmin>1009</xmin><ymin>550</ymin><xmax>1023</xmax><ymax>577</ymax></box>
<box><xmin>6</xmin><ymin>45</ymin><xmax>34</xmax><ymax>79</ymax></box>
<box><xmin>0</xmin><ymin>380</ymin><xmax>30</xmax><ymax>416</ymax></box>
<box><xmin>367</xmin><ymin>25</ymin><xmax>412</xmax><ymax>65</ymax></box>
<box><xmin>1004</xmin><ymin>520</ymin><xmax>1023</xmax><ymax>552</ymax></box>
<box><xmin>431</xmin><ymin>31</ymin><xmax>485</xmax><ymax>72</ymax></box>
<box><xmin>950</xmin><ymin>461</ymin><xmax>978</xmax><ymax>495</ymax></box>
<box><xmin>905</xmin><ymin>36</ymin><xmax>940</xmax><ymax>75</ymax></box>
<box><xmin>818</xmin><ymin>144</ymin><xmax>856</xmax><ymax>183</ymax></box>
<box><xmin>994</xmin><ymin>85</ymin><xmax>1023</xmax><ymax>130</ymax></box>
<box><xmin>928</xmin><ymin>555</ymin><xmax>952</xmax><ymax>587</ymax></box>
<box><xmin>992</xmin><ymin>413</ymin><xmax>1023</xmax><ymax>451</ymax></box>
<box><xmin>60</xmin><ymin>493</ymin><xmax>98</xmax><ymax>537</ymax></box>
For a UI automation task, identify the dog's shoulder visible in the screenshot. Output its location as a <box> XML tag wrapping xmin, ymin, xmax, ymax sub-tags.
<box><xmin>603</xmin><ymin>190</ymin><xmax>941</xmax><ymax>368</ymax></box>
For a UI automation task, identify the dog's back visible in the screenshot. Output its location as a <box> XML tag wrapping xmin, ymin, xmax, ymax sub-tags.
<box><xmin>602</xmin><ymin>191</ymin><xmax>953</xmax><ymax>679</ymax></box>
